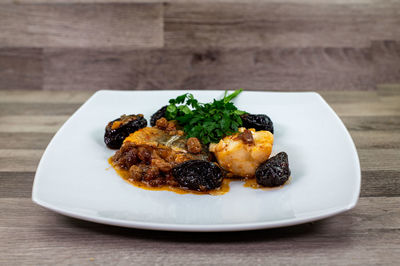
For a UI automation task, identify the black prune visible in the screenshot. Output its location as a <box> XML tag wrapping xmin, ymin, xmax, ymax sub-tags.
<box><xmin>241</xmin><ymin>113</ymin><xmax>274</xmax><ymax>133</ymax></box>
<box><xmin>255</xmin><ymin>152</ymin><xmax>290</xmax><ymax>187</ymax></box>
<box><xmin>104</xmin><ymin>114</ymin><xmax>147</xmax><ymax>149</ymax></box>
<box><xmin>150</xmin><ymin>105</ymin><xmax>168</xmax><ymax>126</ymax></box>
<box><xmin>171</xmin><ymin>160</ymin><xmax>223</xmax><ymax>192</ymax></box>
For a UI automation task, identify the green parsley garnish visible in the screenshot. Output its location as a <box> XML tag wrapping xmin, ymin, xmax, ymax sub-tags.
<box><xmin>165</xmin><ymin>89</ymin><xmax>246</xmax><ymax>144</ymax></box>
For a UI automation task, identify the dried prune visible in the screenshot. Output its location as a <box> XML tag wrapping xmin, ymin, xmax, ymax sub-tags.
<box><xmin>171</xmin><ymin>160</ymin><xmax>223</xmax><ymax>192</ymax></box>
<box><xmin>255</xmin><ymin>152</ymin><xmax>290</xmax><ymax>187</ymax></box>
<box><xmin>150</xmin><ymin>106</ymin><xmax>168</xmax><ymax>126</ymax></box>
<box><xmin>241</xmin><ymin>113</ymin><xmax>274</xmax><ymax>133</ymax></box>
<box><xmin>104</xmin><ymin>114</ymin><xmax>147</xmax><ymax>149</ymax></box>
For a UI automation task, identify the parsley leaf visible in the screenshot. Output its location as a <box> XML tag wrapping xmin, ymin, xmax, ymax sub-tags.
<box><xmin>165</xmin><ymin>89</ymin><xmax>245</xmax><ymax>144</ymax></box>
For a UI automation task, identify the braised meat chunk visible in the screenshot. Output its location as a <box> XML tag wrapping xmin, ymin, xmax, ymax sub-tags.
<box><xmin>209</xmin><ymin>127</ymin><xmax>273</xmax><ymax>178</ymax></box>
<box><xmin>111</xmin><ymin>127</ymin><xmax>209</xmax><ymax>189</ymax></box>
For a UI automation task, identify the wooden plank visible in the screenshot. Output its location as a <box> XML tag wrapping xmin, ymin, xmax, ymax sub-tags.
<box><xmin>349</xmin><ymin>130</ymin><xmax>400</xmax><ymax>149</ymax></box>
<box><xmin>372</xmin><ymin>41</ymin><xmax>400</xmax><ymax>84</ymax></box>
<box><xmin>164</xmin><ymin>2</ymin><xmax>400</xmax><ymax>48</ymax></box>
<box><xmin>43</xmin><ymin>47</ymin><xmax>378</xmax><ymax>91</ymax></box>
<box><xmin>342</xmin><ymin>116</ymin><xmax>400</xmax><ymax>131</ymax></box>
<box><xmin>0</xmin><ymin>103</ymin><xmax>81</xmax><ymax>116</ymax></box>
<box><xmin>0</xmin><ymin>4</ymin><xmax>163</xmax><ymax>48</ymax></box>
<box><xmin>360</xmin><ymin>171</ymin><xmax>400</xmax><ymax>197</ymax></box>
<box><xmin>0</xmin><ymin>115</ymin><xmax>68</xmax><ymax>133</ymax></box>
<box><xmin>0</xmin><ymin>150</ymin><xmax>43</xmax><ymax>172</ymax></box>
<box><xmin>0</xmin><ymin>48</ymin><xmax>42</xmax><ymax>90</ymax></box>
<box><xmin>44</xmin><ymin>49</ymin><xmax>144</xmax><ymax>90</ymax></box>
<box><xmin>377</xmin><ymin>84</ymin><xmax>400</xmax><ymax>97</ymax></box>
<box><xmin>330</xmin><ymin>101</ymin><xmax>400</xmax><ymax>117</ymax></box>
<box><xmin>0</xmin><ymin>90</ymin><xmax>93</xmax><ymax>103</ymax></box>
<box><xmin>319</xmin><ymin>91</ymin><xmax>378</xmax><ymax>104</ymax></box>
<box><xmin>0</xmin><ymin>197</ymin><xmax>399</xmax><ymax>265</ymax></box>
<box><xmin>0</xmin><ymin>132</ymin><xmax>54</xmax><ymax>150</ymax></box>
<box><xmin>0</xmin><ymin>172</ymin><xmax>34</xmax><ymax>198</ymax></box>
<box><xmin>359</xmin><ymin>149</ymin><xmax>400</xmax><ymax>171</ymax></box>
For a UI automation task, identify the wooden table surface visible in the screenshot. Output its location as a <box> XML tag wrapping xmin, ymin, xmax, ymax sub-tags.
<box><xmin>1</xmin><ymin>87</ymin><xmax>400</xmax><ymax>265</ymax></box>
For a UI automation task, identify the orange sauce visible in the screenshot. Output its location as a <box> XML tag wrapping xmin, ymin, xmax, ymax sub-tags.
<box><xmin>243</xmin><ymin>176</ymin><xmax>291</xmax><ymax>190</ymax></box>
<box><xmin>111</xmin><ymin>121</ymin><xmax>123</xmax><ymax>130</ymax></box>
<box><xmin>109</xmin><ymin>157</ymin><xmax>231</xmax><ymax>195</ymax></box>
<box><xmin>108</xmin><ymin>157</ymin><xmax>290</xmax><ymax>195</ymax></box>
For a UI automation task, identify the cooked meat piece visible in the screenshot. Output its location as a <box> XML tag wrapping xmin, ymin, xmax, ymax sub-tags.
<box><xmin>112</xmin><ymin>127</ymin><xmax>209</xmax><ymax>188</ymax></box>
<box><xmin>152</xmin><ymin>158</ymin><xmax>172</xmax><ymax>173</ymax></box>
<box><xmin>143</xmin><ymin>166</ymin><xmax>160</xmax><ymax>182</ymax></box>
<box><xmin>137</xmin><ymin>146</ymin><xmax>152</xmax><ymax>163</ymax></box>
<box><xmin>129</xmin><ymin>165</ymin><xmax>143</xmax><ymax>181</ymax></box>
<box><xmin>187</xmin><ymin>137</ymin><xmax>202</xmax><ymax>154</ymax></box>
<box><xmin>209</xmin><ymin>127</ymin><xmax>273</xmax><ymax>178</ymax></box>
<box><xmin>112</xmin><ymin>143</ymin><xmax>139</xmax><ymax>170</ymax></box>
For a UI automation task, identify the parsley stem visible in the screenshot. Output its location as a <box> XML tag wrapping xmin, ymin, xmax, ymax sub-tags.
<box><xmin>223</xmin><ymin>89</ymin><xmax>243</xmax><ymax>103</ymax></box>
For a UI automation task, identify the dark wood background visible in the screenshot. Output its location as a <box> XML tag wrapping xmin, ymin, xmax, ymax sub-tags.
<box><xmin>1</xmin><ymin>0</ymin><xmax>400</xmax><ymax>91</ymax></box>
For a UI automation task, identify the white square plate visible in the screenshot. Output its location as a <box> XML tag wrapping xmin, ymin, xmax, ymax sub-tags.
<box><xmin>32</xmin><ymin>90</ymin><xmax>361</xmax><ymax>232</ymax></box>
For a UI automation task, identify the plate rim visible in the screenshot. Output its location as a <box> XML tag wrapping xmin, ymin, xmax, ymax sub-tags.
<box><xmin>32</xmin><ymin>90</ymin><xmax>361</xmax><ymax>232</ymax></box>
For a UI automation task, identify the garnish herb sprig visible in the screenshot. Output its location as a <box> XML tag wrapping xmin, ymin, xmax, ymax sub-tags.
<box><xmin>165</xmin><ymin>89</ymin><xmax>246</xmax><ymax>144</ymax></box>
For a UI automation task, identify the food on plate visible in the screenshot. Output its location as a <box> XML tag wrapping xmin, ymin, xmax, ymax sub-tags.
<box><xmin>256</xmin><ymin>152</ymin><xmax>290</xmax><ymax>187</ymax></box>
<box><xmin>104</xmin><ymin>114</ymin><xmax>147</xmax><ymax>149</ymax></box>
<box><xmin>209</xmin><ymin>128</ymin><xmax>273</xmax><ymax>178</ymax></box>
<box><xmin>172</xmin><ymin>160</ymin><xmax>223</xmax><ymax>192</ymax></box>
<box><xmin>150</xmin><ymin>105</ymin><xmax>168</xmax><ymax>126</ymax></box>
<box><xmin>241</xmin><ymin>113</ymin><xmax>274</xmax><ymax>133</ymax></box>
<box><xmin>111</xmin><ymin>126</ymin><xmax>209</xmax><ymax>187</ymax></box>
<box><xmin>106</xmin><ymin>90</ymin><xmax>291</xmax><ymax>194</ymax></box>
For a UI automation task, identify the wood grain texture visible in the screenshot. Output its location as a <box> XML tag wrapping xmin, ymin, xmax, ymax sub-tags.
<box><xmin>0</xmin><ymin>172</ymin><xmax>34</xmax><ymax>198</ymax></box>
<box><xmin>0</xmin><ymin>48</ymin><xmax>43</xmax><ymax>90</ymax></box>
<box><xmin>0</xmin><ymin>4</ymin><xmax>163</xmax><ymax>48</ymax></box>
<box><xmin>349</xmin><ymin>130</ymin><xmax>400</xmax><ymax>149</ymax></box>
<box><xmin>0</xmin><ymin>90</ymin><xmax>93</xmax><ymax>103</ymax></box>
<box><xmin>0</xmin><ymin>132</ymin><xmax>54</xmax><ymax>150</ymax></box>
<box><xmin>164</xmin><ymin>2</ymin><xmax>400</xmax><ymax>48</ymax></box>
<box><xmin>0</xmin><ymin>2</ymin><xmax>399</xmax><ymax>91</ymax></box>
<box><xmin>0</xmin><ymin>197</ymin><xmax>399</xmax><ymax>265</ymax></box>
<box><xmin>0</xmin><ymin>149</ymin><xmax>43</xmax><ymax>172</ymax></box>
<box><xmin>0</xmin><ymin>115</ymin><xmax>69</xmax><ymax>133</ymax></box>
<box><xmin>360</xmin><ymin>171</ymin><xmax>400</xmax><ymax>197</ymax></box>
<box><xmin>41</xmin><ymin>44</ymin><xmax>400</xmax><ymax>91</ymax></box>
<box><xmin>0</xmin><ymin>103</ymin><xmax>81</xmax><ymax>115</ymax></box>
